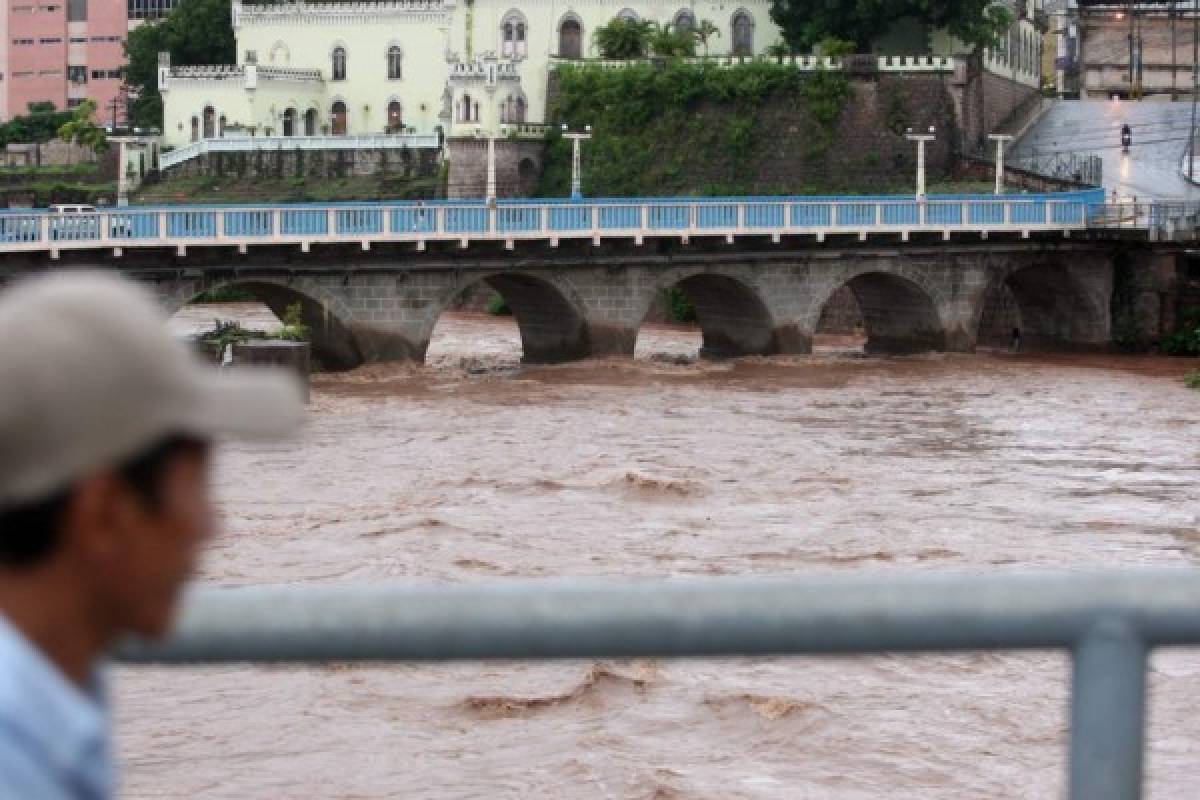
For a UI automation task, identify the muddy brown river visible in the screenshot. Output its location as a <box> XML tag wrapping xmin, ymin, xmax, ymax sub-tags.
<box><xmin>122</xmin><ymin>304</ymin><xmax>1200</xmax><ymax>799</ymax></box>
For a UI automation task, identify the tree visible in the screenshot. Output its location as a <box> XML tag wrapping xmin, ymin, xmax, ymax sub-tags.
<box><xmin>124</xmin><ymin>0</ymin><xmax>235</xmax><ymax>128</ymax></box>
<box><xmin>648</xmin><ymin>22</ymin><xmax>697</xmax><ymax>57</ymax></box>
<box><xmin>695</xmin><ymin>20</ymin><xmax>720</xmax><ymax>56</ymax></box>
<box><xmin>0</xmin><ymin>103</ymin><xmax>75</xmax><ymax>147</ymax></box>
<box><xmin>769</xmin><ymin>0</ymin><xmax>1012</xmax><ymax>54</ymax></box>
<box><xmin>57</xmin><ymin>100</ymin><xmax>109</xmax><ymax>154</ymax></box>
<box><xmin>592</xmin><ymin>17</ymin><xmax>656</xmax><ymax>59</ymax></box>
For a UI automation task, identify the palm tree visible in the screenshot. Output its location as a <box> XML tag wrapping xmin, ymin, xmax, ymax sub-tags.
<box><xmin>695</xmin><ymin>19</ymin><xmax>720</xmax><ymax>57</ymax></box>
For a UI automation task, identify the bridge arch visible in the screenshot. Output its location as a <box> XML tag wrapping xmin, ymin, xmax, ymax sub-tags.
<box><xmin>635</xmin><ymin>269</ymin><xmax>781</xmax><ymax>358</ymax></box>
<box><xmin>426</xmin><ymin>271</ymin><xmax>591</xmax><ymax>364</ymax></box>
<box><xmin>812</xmin><ymin>270</ymin><xmax>946</xmax><ymax>354</ymax></box>
<box><xmin>979</xmin><ymin>261</ymin><xmax>1110</xmax><ymax>349</ymax></box>
<box><xmin>169</xmin><ymin>277</ymin><xmax>364</xmax><ymax>371</ymax></box>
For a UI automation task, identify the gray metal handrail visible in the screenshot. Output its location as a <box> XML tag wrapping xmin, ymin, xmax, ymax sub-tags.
<box><xmin>119</xmin><ymin>570</ymin><xmax>1200</xmax><ymax>800</ymax></box>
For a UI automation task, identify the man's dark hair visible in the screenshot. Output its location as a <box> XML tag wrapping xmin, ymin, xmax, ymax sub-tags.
<box><xmin>0</xmin><ymin>435</ymin><xmax>206</xmax><ymax>568</ymax></box>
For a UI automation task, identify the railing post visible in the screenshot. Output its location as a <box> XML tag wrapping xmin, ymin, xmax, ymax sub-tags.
<box><xmin>1046</xmin><ymin>201</ymin><xmax>1053</xmax><ymax>227</ymax></box>
<box><xmin>1004</xmin><ymin>202</ymin><xmax>1012</xmax><ymax>226</ymax></box>
<box><xmin>641</xmin><ymin>204</ymin><xmax>649</xmax><ymax>234</ymax></box>
<box><xmin>736</xmin><ymin>202</ymin><xmax>745</xmax><ymax>231</ymax></box>
<box><xmin>157</xmin><ymin>211</ymin><xmax>168</xmax><ymax>241</ymax></box>
<box><xmin>327</xmin><ymin>208</ymin><xmax>337</xmax><ymax>239</ymax></box>
<box><xmin>436</xmin><ymin>207</ymin><xmax>445</xmax><ymax>236</ymax></box>
<box><xmin>272</xmin><ymin>209</ymin><xmax>282</xmax><ymax>242</ymax></box>
<box><xmin>541</xmin><ymin>206</ymin><xmax>548</xmax><ymax>232</ymax></box>
<box><xmin>875</xmin><ymin>203</ymin><xmax>882</xmax><ymax>227</ymax></box>
<box><xmin>1068</xmin><ymin>620</ymin><xmax>1147</xmax><ymax>800</ymax></box>
<box><xmin>99</xmin><ymin>213</ymin><xmax>110</xmax><ymax>244</ymax></box>
<box><xmin>592</xmin><ymin>205</ymin><xmax>600</xmax><ymax>233</ymax></box>
<box><xmin>215</xmin><ymin>212</ymin><xmax>225</xmax><ymax>241</ymax></box>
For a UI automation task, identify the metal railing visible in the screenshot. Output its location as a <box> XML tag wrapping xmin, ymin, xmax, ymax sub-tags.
<box><xmin>0</xmin><ymin>190</ymin><xmax>1108</xmax><ymax>255</ymax></box>
<box><xmin>119</xmin><ymin>570</ymin><xmax>1200</xmax><ymax>800</ymax></box>
<box><xmin>160</xmin><ymin>133</ymin><xmax>441</xmax><ymax>170</ymax></box>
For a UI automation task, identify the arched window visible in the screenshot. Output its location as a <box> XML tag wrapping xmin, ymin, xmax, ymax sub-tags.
<box><xmin>218</xmin><ymin>114</ymin><xmax>226</xmax><ymax>137</ymax></box>
<box><xmin>502</xmin><ymin>12</ymin><xmax>527</xmax><ymax>58</ymax></box>
<box><xmin>732</xmin><ymin>11</ymin><xmax>754</xmax><ymax>56</ymax></box>
<box><xmin>268</xmin><ymin>40</ymin><xmax>289</xmax><ymax>64</ymax></box>
<box><xmin>190</xmin><ymin>115</ymin><xmax>199</xmax><ymax>143</ymax></box>
<box><xmin>559</xmin><ymin>16</ymin><xmax>582</xmax><ymax>59</ymax></box>
<box><xmin>515</xmin><ymin>95</ymin><xmax>526</xmax><ymax>124</ymax></box>
<box><xmin>304</xmin><ymin>108</ymin><xmax>318</xmax><ymax>135</ymax></box>
<box><xmin>387</xmin><ymin>45</ymin><xmax>402</xmax><ymax>79</ymax></box>
<box><xmin>282</xmin><ymin>107</ymin><xmax>296</xmax><ymax>136</ymax></box>
<box><xmin>460</xmin><ymin>92</ymin><xmax>473</xmax><ymax>122</ymax></box>
<box><xmin>202</xmin><ymin>106</ymin><xmax>215</xmax><ymax>139</ymax></box>
<box><xmin>332</xmin><ymin>46</ymin><xmax>346</xmax><ymax>81</ymax></box>
<box><xmin>387</xmin><ymin>100</ymin><xmax>402</xmax><ymax>132</ymax></box>
<box><xmin>674</xmin><ymin>9</ymin><xmax>695</xmax><ymax>33</ymax></box>
<box><xmin>617</xmin><ymin>8</ymin><xmax>638</xmax><ymax>22</ymax></box>
<box><xmin>331</xmin><ymin>100</ymin><xmax>347</xmax><ymax>134</ymax></box>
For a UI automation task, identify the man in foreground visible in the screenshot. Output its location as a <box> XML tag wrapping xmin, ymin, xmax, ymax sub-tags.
<box><xmin>0</xmin><ymin>272</ymin><xmax>303</xmax><ymax>799</ymax></box>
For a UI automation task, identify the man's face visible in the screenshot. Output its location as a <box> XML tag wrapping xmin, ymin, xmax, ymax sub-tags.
<box><xmin>90</xmin><ymin>445</ymin><xmax>215</xmax><ymax>638</ymax></box>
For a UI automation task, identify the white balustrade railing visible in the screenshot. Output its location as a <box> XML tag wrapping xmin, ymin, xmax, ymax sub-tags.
<box><xmin>160</xmin><ymin>134</ymin><xmax>441</xmax><ymax>170</ymax></box>
<box><xmin>0</xmin><ymin>193</ymin><xmax>1121</xmax><ymax>255</ymax></box>
<box><xmin>549</xmin><ymin>54</ymin><xmax>954</xmax><ymax>72</ymax></box>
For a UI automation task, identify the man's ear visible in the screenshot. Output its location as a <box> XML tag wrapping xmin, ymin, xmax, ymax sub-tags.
<box><xmin>61</xmin><ymin>472</ymin><xmax>134</xmax><ymax>565</ymax></box>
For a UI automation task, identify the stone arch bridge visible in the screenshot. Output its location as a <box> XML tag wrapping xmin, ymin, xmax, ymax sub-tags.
<box><xmin>3</xmin><ymin>238</ymin><xmax>1138</xmax><ymax>369</ymax></box>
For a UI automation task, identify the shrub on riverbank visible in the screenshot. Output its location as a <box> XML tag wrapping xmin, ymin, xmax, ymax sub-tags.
<box><xmin>1161</xmin><ymin>309</ymin><xmax>1200</xmax><ymax>356</ymax></box>
<box><xmin>1185</xmin><ymin>370</ymin><xmax>1200</xmax><ymax>389</ymax></box>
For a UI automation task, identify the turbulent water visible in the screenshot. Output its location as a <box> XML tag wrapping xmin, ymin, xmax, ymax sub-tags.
<box><xmin>125</xmin><ymin>304</ymin><xmax>1200</xmax><ymax>799</ymax></box>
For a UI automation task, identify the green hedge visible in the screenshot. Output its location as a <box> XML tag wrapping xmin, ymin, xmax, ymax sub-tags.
<box><xmin>540</xmin><ymin>61</ymin><xmax>853</xmax><ymax>197</ymax></box>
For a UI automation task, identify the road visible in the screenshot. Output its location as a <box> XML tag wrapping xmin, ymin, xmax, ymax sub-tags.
<box><xmin>1011</xmin><ymin>99</ymin><xmax>1200</xmax><ymax>201</ymax></box>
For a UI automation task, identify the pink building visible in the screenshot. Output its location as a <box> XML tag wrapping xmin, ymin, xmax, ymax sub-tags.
<box><xmin>1</xmin><ymin>0</ymin><xmax>140</xmax><ymax>124</ymax></box>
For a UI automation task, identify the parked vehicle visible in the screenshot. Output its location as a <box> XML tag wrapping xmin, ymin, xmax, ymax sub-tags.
<box><xmin>47</xmin><ymin>204</ymin><xmax>132</xmax><ymax>239</ymax></box>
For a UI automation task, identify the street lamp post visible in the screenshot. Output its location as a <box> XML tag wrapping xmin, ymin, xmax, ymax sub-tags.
<box><xmin>561</xmin><ymin>124</ymin><xmax>592</xmax><ymax>200</ymax></box>
<box><xmin>987</xmin><ymin>133</ymin><xmax>1014</xmax><ymax>195</ymax></box>
<box><xmin>476</xmin><ymin>126</ymin><xmax>498</xmax><ymax>204</ymax></box>
<box><xmin>905</xmin><ymin>126</ymin><xmax>936</xmax><ymax>199</ymax></box>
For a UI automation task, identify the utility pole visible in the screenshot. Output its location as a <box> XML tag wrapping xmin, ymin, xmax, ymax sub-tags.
<box><xmin>1192</xmin><ymin>0</ymin><xmax>1199</xmax><ymax>181</ymax></box>
<box><xmin>988</xmin><ymin>133</ymin><xmax>1014</xmax><ymax>195</ymax></box>
<box><xmin>905</xmin><ymin>126</ymin><xmax>936</xmax><ymax>199</ymax></box>
<box><xmin>561</xmin><ymin>124</ymin><xmax>592</xmax><ymax>200</ymax></box>
<box><xmin>1173</xmin><ymin>1</ymin><xmax>1179</xmax><ymax>100</ymax></box>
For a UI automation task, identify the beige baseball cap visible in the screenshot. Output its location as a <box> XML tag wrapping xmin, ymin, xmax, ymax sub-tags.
<box><xmin>0</xmin><ymin>270</ymin><xmax>305</xmax><ymax>510</ymax></box>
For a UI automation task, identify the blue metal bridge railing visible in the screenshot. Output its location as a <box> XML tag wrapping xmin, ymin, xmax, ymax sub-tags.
<box><xmin>119</xmin><ymin>569</ymin><xmax>1200</xmax><ymax>800</ymax></box>
<box><xmin>0</xmin><ymin>190</ymin><xmax>1111</xmax><ymax>253</ymax></box>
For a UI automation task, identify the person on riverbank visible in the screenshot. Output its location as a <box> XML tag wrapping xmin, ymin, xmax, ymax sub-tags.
<box><xmin>0</xmin><ymin>272</ymin><xmax>303</xmax><ymax>799</ymax></box>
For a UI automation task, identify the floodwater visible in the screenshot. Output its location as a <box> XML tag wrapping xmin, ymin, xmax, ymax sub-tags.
<box><xmin>123</xmin><ymin>304</ymin><xmax>1200</xmax><ymax>799</ymax></box>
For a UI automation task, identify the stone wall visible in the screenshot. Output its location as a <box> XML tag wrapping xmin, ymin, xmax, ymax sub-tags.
<box><xmin>165</xmin><ymin>147</ymin><xmax>441</xmax><ymax>180</ymax></box>
<box><xmin>446</xmin><ymin>138</ymin><xmax>545</xmax><ymax>199</ymax></box>
<box><xmin>539</xmin><ymin>65</ymin><xmax>1036</xmax><ymax>197</ymax></box>
<box><xmin>957</xmin><ymin>61</ymin><xmax>1041</xmax><ymax>156</ymax></box>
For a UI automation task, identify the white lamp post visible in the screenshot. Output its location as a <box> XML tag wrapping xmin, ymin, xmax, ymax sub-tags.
<box><xmin>561</xmin><ymin>124</ymin><xmax>592</xmax><ymax>200</ymax></box>
<box><xmin>988</xmin><ymin>133</ymin><xmax>1014</xmax><ymax>195</ymax></box>
<box><xmin>905</xmin><ymin>126</ymin><xmax>936</xmax><ymax>200</ymax></box>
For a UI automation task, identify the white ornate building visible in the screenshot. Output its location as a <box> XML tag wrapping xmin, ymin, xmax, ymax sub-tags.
<box><xmin>158</xmin><ymin>0</ymin><xmax>779</xmax><ymax>149</ymax></box>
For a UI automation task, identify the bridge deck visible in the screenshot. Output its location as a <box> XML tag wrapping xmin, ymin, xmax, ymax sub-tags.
<box><xmin>0</xmin><ymin>191</ymin><xmax>1114</xmax><ymax>257</ymax></box>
